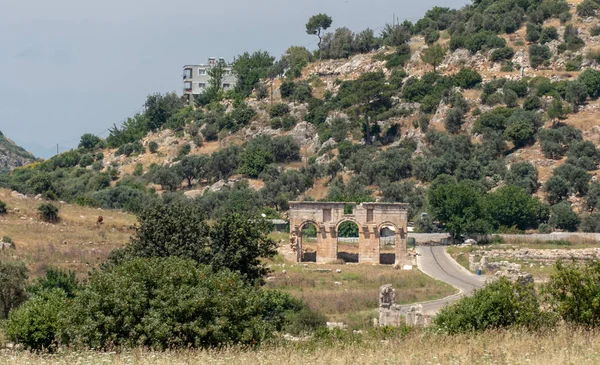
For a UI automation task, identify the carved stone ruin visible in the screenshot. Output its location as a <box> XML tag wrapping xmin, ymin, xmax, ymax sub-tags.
<box><xmin>288</xmin><ymin>202</ymin><xmax>410</xmax><ymax>266</ymax></box>
<box><xmin>405</xmin><ymin>305</ymin><xmax>432</xmax><ymax>327</ymax></box>
<box><xmin>378</xmin><ymin>284</ymin><xmax>403</xmax><ymax>327</ymax></box>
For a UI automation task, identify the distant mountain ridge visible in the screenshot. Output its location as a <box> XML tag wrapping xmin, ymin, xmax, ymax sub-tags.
<box><xmin>0</xmin><ymin>131</ymin><xmax>36</xmax><ymax>170</ymax></box>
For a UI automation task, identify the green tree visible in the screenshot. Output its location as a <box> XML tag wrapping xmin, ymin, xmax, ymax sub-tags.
<box><xmin>578</xmin><ymin>69</ymin><xmax>600</xmax><ymax>99</ymax></box>
<box><xmin>352</xmin><ymin>72</ymin><xmax>391</xmax><ymax>144</ymax></box>
<box><xmin>282</xmin><ymin>46</ymin><xmax>313</xmax><ymax>78</ymax></box>
<box><xmin>421</xmin><ymin>44</ymin><xmax>446</xmax><ymax>73</ymax></box>
<box><xmin>151</xmin><ymin>165</ymin><xmax>181</xmax><ymax>192</ymax></box>
<box><xmin>548</xmin><ymin>201</ymin><xmax>580</xmax><ymax>231</ymax></box>
<box><xmin>0</xmin><ymin>260</ymin><xmax>28</xmax><ymax>319</ymax></box>
<box><xmin>427</xmin><ymin>176</ymin><xmax>490</xmax><ymax>241</ymax></box>
<box><xmin>78</xmin><ymin>133</ymin><xmax>101</xmax><ymax>150</ymax></box>
<box><xmin>144</xmin><ymin>93</ymin><xmax>185</xmax><ymax>131</ymax></box>
<box><xmin>505</xmin><ymin>161</ymin><xmax>539</xmax><ymax>194</ymax></box>
<box><xmin>586</xmin><ymin>181</ymin><xmax>600</xmax><ymax>212</ymax></box>
<box><xmin>305</xmin><ymin>13</ymin><xmax>333</xmax><ymax>58</ymax></box>
<box><xmin>485</xmin><ymin>185</ymin><xmax>546</xmax><ymax>231</ymax></box>
<box><xmin>204</xmin><ymin>59</ymin><xmax>227</xmax><ymax>102</ymax></box>
<box><xmin>106</xmin><ymin>200</ymin><xmax>211</xmax><ymax>267</ymax></box>
<box><xmin>232</xmin><ymin>51</ymin><xmax>275</xmax><ymax>97</ymax></box>
<box><xmin>544</xmin><ymin>175</ymin><xmax>569</xmax><ymax>205</ymax></box>
<box><xmin>209</xmin><ymin>214</ymin><xmax>277</xmax><ymax>284</ymax></box>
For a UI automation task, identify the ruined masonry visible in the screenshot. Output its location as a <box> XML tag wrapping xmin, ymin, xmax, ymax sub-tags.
<box><xmin>288</xmin><ymin>202</ymin><xmax>410</xmax><ymax>266</ymax></box>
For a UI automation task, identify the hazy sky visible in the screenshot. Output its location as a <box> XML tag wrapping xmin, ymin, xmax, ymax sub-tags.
<box><xmin>1</xmin><ymin>0</ymin><xmax>468</xmax><ymax>158</ymax></box>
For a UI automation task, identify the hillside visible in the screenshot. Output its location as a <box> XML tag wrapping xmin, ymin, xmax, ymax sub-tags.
<box><xmin>0</xmin><ymin>131</ymin><xmax>35</xmax><ymax>171</ymax></box>
<box><xmin>4</xmin><ymin>0</ymin><xmax>600</xmax><ymax>235</ymax></box>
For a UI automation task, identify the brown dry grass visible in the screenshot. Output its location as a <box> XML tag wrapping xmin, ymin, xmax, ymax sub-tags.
<box><xmin>265</xmin><ymin>262</ymin><xmax>455</xmax><ymax>328</ymax></box>
<box><xmin>0</xmin><ymin>189</ymin><xmax>135</xmax><ymax>279</ymax></box>
<box><xmin>3</xmin><ymin>326</ymin><xmax>600</xmax><ymax>364</ymax></box>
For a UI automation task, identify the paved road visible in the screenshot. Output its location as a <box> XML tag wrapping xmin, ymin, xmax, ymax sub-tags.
<box><xmin>400</xmin><ymin>246</ymin><xmax>487</xmax><ymax>314</ymax></box>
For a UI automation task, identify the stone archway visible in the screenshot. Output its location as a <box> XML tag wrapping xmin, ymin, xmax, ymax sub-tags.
<box><xmin>336</xmin><ymin>219</ymin><xmax>361</xmax><ymax>263</ymax></box>
<box><xmin>298</xmin><ymin>220</ymin><xmax>319</xmax><ymax>262</ymax></box>
<box><xmin>289</xmin><ymin>202</ymin><xmax>410</xmax><ymax>266</ymax></box>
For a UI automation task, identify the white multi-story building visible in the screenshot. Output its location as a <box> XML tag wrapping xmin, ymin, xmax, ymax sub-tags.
<box><xmin>182</xmin><ymin>57</ymin><xmax>237</xmax><ymax>99</ymax></box>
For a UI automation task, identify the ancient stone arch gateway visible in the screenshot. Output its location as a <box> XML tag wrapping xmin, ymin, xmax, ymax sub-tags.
<box><xmin>289</xmin><ymin>202</ymin><xmax>410</xmax><ymax>266</ymax></box>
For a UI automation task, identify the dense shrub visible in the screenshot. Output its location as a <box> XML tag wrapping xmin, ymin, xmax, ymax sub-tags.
<box><xmin>116</xmin><ymin>142</ymin><xmax>145</xmax><ymax>157</ymax></box>
<box><xmin>452</xmin><ymin>68</ymin><xmax>482</xmax><ymax>89</ymax></box>
<box><xmin>567</xmin><ymin>140</ymin><xmax>600</xmax><ymax>170</ymax></box>
<box><xmin>546</xmin><ymin>260</ymin><xmax>600</xmax><ymax>326</ymax></box>
<box><xmin>578</xmin><ymin>69</ymin><xmax>600</xmax><ymax>99</ymax></box>
<box><xmin>548</xmin><ymin>201</ymin><xmax>580</xmax><ymax>231</ymax></box>
<box><xmin>505</xmin><ymin>162</ymin><xmax>539</xmax><ymax>194</ymax></box>
<box><xmin>0</xmin><ymin>260</ymin><xmax>28</xmax><ymax>319</ymax></box>
<box><xmin>529</xmin><ymin>44</ymin><xmax>552</xmax><ymax>68</ymax></box>
<box><xmin>577</xmin><ymin>0</ymin><xmax>600</xmax><ymax>16</ymax></box>
<box><xmin>148</xmin><ymin>141</ymin><xmax>159</xmax><ymax>153</ymax></box>
<box><xmin>38</xmin><ymin>203</ymin><xmax>60</xmax><ymax>223</ymax></box>
<box><xmin>433</xmin><ymin>277</ymin><xmax>549</xmax><ymax>334</ymax></box>
<box><xmin>490</xmin><ymin>47</ymin><xmax>515</xmax><ymax>63</ymax></box>
<box><xmin>28</xmin><ymin>268</ymin><xmax>79</xmax><ymax>299</ymax></box>
<box><xmin>0</xmin><ymin>200</ymin><xmax>6</xmax><ymax>215</ymax></box>
<box><xmin>62</xmin><ymin>257</ymin><xmax>272</xmax><ymax>349</ymax></box>
<box><xmin>538</xmin><ymin>125</ymin><xmax>582</xmax><ymax>159</ymax></box>
<box><xmin>7</xmin><ymin>289</ymin><xmax>67</xmax><ymax>351</ymax></box>
<box><xmin>270</xmin><ymin>103</ymin><xmax>290</xmax><ymax>118</ymax></box>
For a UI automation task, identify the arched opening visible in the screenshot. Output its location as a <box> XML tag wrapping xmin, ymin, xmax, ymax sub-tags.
<box><xmin>337</xmin><ymin>220</ymin><xmax>359</xmax><ymax>263</ymax></box>
<box><xmin>379</xmin><ymin>224</ymin><xmax>397</xmax><ymax>265</ymax></box>
<box><xmin>300</xmin><ymin>222</ymin><xmax>318</xmax><ymax>262</ymax></box>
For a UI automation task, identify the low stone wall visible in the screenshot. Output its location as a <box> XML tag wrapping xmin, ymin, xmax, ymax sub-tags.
<box><xmin>471</xmin><ymin>248</ymin><xmax>600</xmax><ymax>263</ymax></box>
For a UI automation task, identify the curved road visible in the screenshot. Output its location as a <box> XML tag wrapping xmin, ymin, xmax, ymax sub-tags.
<box><xmin>400</xmin><ymin>246</ymin><xmax>487</xmax><ymax>314</ymax></box>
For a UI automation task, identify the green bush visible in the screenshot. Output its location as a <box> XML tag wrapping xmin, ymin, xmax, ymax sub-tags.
<box><xmin>148</xmin><ymin>141</ymin><xmax>159</xmax><ymax>154</ymax></box>
<box><xmin>28</xmin><ymin>268</ymin><xmax>79</xmax><ymax>298</ymax></box>
<box><xmin>62</xmin><ymin>257</ymin><xmax>272</xmax><ymax>349</ymax></box>
<box><xmin>577</xmin><ymin>0</ymin><xmax>599</xmax><ymax>16</ymax></box>
<box><xmin>529</xmin><ymin>44</ymin><xmax>552</xmax><ymax>68</ymax></box>
<box><xmin>7</xmin><ymin>289</ymin><xmax>67</xmax><ymax>351</ymax></box>
<box><xmin>178</xmin><ymin>143</ymin><xmax>191</xmax><ymax>157</ymax></box>
<box><xmin>548</xmin><ymin>201</ymin><xmax>580</xmax><ymax>231</ymax></box>
<box><xmin>38</xmin><ymin>203</ymin><xmax>60</xmax><ymax>223</ymax></box>
<box><xmin>591</xmin><ymin>25</ymin><xmax>600</xmax><ymax>37</ymax></box>
<box><xmin>270</xmin><ymin>103</ymin><xmax>290</xmax><ymax>118</ymax></box>
<box><xmin>452</xmin><ymin>68</ymin><xmax>482</xmax><ymax>89</ymax></box>
<box><xmin>578</xmin><ymin>69</ymin><xmax>600</xmax><ymax>99</ymax></box>
<box><xmin>490</xmin><ymin>47</ymin><xmax>515</xmax><ymax>63</ymax></box>
<box><xmin>545</xmin><ymin>260</ymin><xmax>600</xmax><ymax>326</ymax></box>
<box><xmin>433</xmin><ymin>277</ymin><xmax>551</xmax><ymax>334</ymax></box>
<box><xmin>0</xmin><ymin>260</ymin><xmax>28</xmax><ymax>319</ymax></box>
<box><xmin>0</xmin><ymin>200</ymin><xmax>6</xmax><ymax>215</ymax></box>
<box><xmin>284</xmin><ymin>308</ymin><xmax>328</xmax><ymax>335</ymax></box>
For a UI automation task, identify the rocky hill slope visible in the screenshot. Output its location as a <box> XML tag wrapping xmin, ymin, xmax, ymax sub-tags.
<box><xmin>0</xmin><ymin>131</ymin><xmax>35</xmax><ymax>170</ymax></box>
<box><xmin>5</xmin><ymin>0</ymin><xmax>600</xmax><ymax>233</ymax></box>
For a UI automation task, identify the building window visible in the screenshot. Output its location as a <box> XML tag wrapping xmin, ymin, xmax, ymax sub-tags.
<box><xmin>223</xmin><ymin>83</ymin><xmax>231</xmax><ymax>89</ymax></box>
<box><xmin>367</xmin><ymin>209</ymin><xmax>374</xmax><ymax>223</ymax></box>
<box><xmin>323</xmin><ymin>209</ymin><xmax>332</xmax><ymax>222</ymax></box>
<box><xmin>198</xmin><ymin>83</ymin><xmax>206</xmax><ymax>88</ymax></box>
<box><xmin>184</xmin><ymin>81</ymin><xmax>192</xmax><ymax>92</ymax></box>
<box><xmin>198</xmin><ymin>69</ymin><xmax>206</xmax><ymax>75</ymax></box>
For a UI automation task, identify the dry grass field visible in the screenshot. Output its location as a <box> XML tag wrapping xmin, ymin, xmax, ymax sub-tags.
<box><xmin>0</xmin><ymin>189</ymin><xmax>136</xmax><ymax>278</ymax></box>
<box><xmin>2</xmin><ymin>326</ymin><xmax>600</xmax><ymax>364</ymax></box>
<box><xmin>265</xmin><ymin>261</ymin><xmax>455</xmax><ymax>329</ymax></box>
